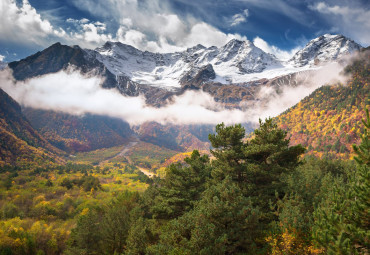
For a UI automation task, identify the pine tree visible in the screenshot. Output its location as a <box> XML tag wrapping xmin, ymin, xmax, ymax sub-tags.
<box><xmin>66</xmin><ymin>209</ymin><xmax>102</xmax><ymax>255</ymax></box>
<box><xmin>209</xmin><ymin>119</ymin><xmax>305</xmax><ymax>214</ymax></box>
<box><xmin>209</xmin><ymin>123</ymin><xmax>247</xmax><ymax>183</ymax></box>
<box><xmin>243</xmin><ymin>118</ymin><xmax>305</xmax><ymax>205</ymax></box>
<box><xmin>313</xmin><ymin>108</ymin><xmax>370</xmax><ymax>254</ymax></box>
<box><xmin>151</xmin><ymin>150</ymin><xmax>211</xmax><ymax>219</ymax></box>
<box><xmin>351</xmin><ymin>108</ymin><xmax>370</xmax><ymax>252</ymax></box>
<box><xmin>151</xmin><ymin>178</ymin><xmax>261</xmax><ymax>254</ymax></box>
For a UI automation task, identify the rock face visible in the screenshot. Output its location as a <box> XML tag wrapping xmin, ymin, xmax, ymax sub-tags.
<box><xmin>180</xmin><ymin>64</ymin><xmax>216</xmax><ymax>89</ymax></box>
<box><xmin>288</xmin><ymin>34</ymin><xmax>362</xmax><ymax>67</ymax></box>
<box><xmin>217</xmin><ymin>39</ymin><xmax>282</xmax><ymax>73</ymax></box>
<box><xmin>8</xmin><ymin>42</ymin><xmax>117</xmax><ymax>88</ymax></box>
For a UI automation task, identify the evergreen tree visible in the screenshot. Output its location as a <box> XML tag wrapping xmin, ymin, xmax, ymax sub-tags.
<box><xmin>125</xmin><ymin>217</ymin><xmax>156</xmax><ymax>255</ymax></box>
<box><xmin>100</xmin><ymin>205</ymin><xmax>130</xmax><ymax>254</ymax></box>
<box><xmin>243</xmin><ymin>119</ymin><xmax>305</xmax><ymax>203</ymax></box>
<box><xmin>66</xmin><ymin>209</ymin><xmax>103</xmax><ymax>255</ymax></box>
<box><xmin>151</xmin><ymin>178</ymin><xmax>261</xmax><ymax>254</ymax></box>
<box><xmin>313</xmin><ymin>108</ymin><xmax>370</xmax><ymax>254</ymax></box>
<box><xmin>209</xmin><ymin>123</ymin><xmax>247</xmax><ymax>183</ymax></box>
<box><xmin>209</xmin><ymin>119</ymin><xmax>305</xmax><ymax>217</ymax></box>
<box><xmin>151</xmin><ymin>150</ymin><xmax>211</xmax><ymax>219</ymax></box>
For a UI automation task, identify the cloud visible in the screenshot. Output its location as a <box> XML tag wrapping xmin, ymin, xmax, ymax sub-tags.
<box><xmin>0</xmin><ymin>60</ymin><xmax>349</xmax><ymax>126</ymax></box>
<box><xmin>0</xmin><ymin>69</ymin><xmax>248</xmax><ymax>125</ymax></box>
<box><xmin>66</xmin><ymin>18</ymin><xmax>90</xmax><ymax>24</ymax></box>
<box><xmin>0</xmin><ymin>0</ymin><xmax>65</xmax><ymax>46</ymax></box>
<box><xmin>0</xmin><ymin>0</ymin><xmax>249</xmax><ymax>53</ymax></box>
<box><xmin>80</xmin><ymin>18</ymin><xmax>90</xmax><ymax>24</ymax></box>
<box><xmin>71</xmin><ymin>22</ymin><xmax>113</xmax><ymax>47</ymax></box>
<box><xmin>253</xmin><ymin>36</ymin><xmax>300</xmax><ymax>61</ymax></box>
<box><xmin>309</xmin><ymin>2</ymin><xmax>370</xmax><ymax>46</ymax></box>
<box><xmin>0</xmin><ymin>0</ymin><xmax>112</xmax><ymax>48</ymax></box>
<box><xmin>253</xmin><ymin>61</ymin><xmax>350</xmax><ymax>120</ymax></box>
<box><xmin>68</xmin><ymin>0</ymin><xmax>248</xmax><ymax>52</ymax></box>
<box><xmin>182</xmin><ymin>23</ymin><xmax>247</xmax><ymax>49</ymax></box>
<box><xmin>230</xmin><ymin>9</ymin><xmax>249</xmax><ymax>27</ymax></box>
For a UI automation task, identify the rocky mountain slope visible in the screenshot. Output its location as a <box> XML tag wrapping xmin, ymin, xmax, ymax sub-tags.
<box><xmin>92</xmin><ymin>38</ymin><xmax>282</xmax><ymax>89</ymax></box>
<box><xmin>288</xmin><ymin>34</ymin><xmax>362</xmax><ymax>67</ymax></box>
<box><xmin>0</xmin><ymin>88</ymin><xmax>63</xmax><ymax>167</ymax></box>
<box><xmin>7</xmin><ymin>43</ymin><xmax>117</xmax><ymax>89</ymax></box>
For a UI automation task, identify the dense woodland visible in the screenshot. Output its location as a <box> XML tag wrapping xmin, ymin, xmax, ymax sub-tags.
<box><xmin>0</xmin><ymin>113</ymin><xmax>369</xmax><ymax>254</ymax></box>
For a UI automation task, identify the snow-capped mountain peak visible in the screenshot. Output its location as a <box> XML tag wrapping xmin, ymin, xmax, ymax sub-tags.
<box><xmin>91</xmin><ymin>38</ymin><xmax>286</xmax><ymax>89</ymax></box>
<box><xmin>289</xmin><ymin>34</ymin><xmax>362</xmax><ymax>67</ymax></box>
<box><xmin>74</xmin><ymin>34</ymin><xmax>363</xmax><ymax>90</ymax></box>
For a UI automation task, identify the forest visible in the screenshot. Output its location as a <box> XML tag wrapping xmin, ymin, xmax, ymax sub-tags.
<box><xmin>0</xmin><ymin>112</ymin><xmax>369</xmax><ymax>254</ymax></box>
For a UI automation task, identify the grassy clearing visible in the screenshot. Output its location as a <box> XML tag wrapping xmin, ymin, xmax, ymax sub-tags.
<box><xmin>68</xmin><ymin>145</ymin><xmax>125</xmax><ymax>165</ymax></box>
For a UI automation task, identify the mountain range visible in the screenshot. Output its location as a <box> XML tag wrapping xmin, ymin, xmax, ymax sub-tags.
<box><xmin>6</xmin><ymin>34</ymin><xmax>361</xmax><ymax>105</ymax></box>
<box><xmin>0</xmin><ymin>34</ymin><xmax>367</xmax><ymax>166</ymax></box>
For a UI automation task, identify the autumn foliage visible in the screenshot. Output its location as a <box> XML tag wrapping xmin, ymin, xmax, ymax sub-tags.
<box><xmin>276</xmin><ymin>52</ymin><xmax>369</xmax><ymax>159</ymax></box>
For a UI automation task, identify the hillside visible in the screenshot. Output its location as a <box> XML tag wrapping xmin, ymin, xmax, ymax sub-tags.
<box><xmin>134</xmin><ymin>122</ymin><xmax>212</xmax><ymax>151</ymax></box>
<box><xmin>23</xmin><ymin>108</ymin><xmax>134</xmax><ymax>153</ymax></box>
<box><xmin>0</xmin><ymin>89</ymin><xmax>63</xmax><ymax>167</ymax></box>
<box><xmin>276</xmin><ymin>50</ymin><xmax>369</xmax><ymax>159</ymax></box>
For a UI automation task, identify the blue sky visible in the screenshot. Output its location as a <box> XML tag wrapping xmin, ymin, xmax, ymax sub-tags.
<box><xmin>0</xmin><ymin>0</ymin><xmax>369</xmax><ymax>62</ymax></box>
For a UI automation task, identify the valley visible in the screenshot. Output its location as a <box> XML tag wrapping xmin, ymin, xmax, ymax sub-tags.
<box><xmin>0</xmin><ymin>34</ymin><xmax>368</xmax><ymax>254</ymax></box>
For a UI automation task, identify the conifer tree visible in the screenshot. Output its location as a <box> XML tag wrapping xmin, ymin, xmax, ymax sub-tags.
<box><xmin>209</xmin><ymin>123</ymin><xmax>247</xmax><ymax>183</ymax></box>
<box><xmin>313</xmin><ymin>108</ymin><xmax>369</xmax><ymax>254</ymax></box>
<box><xmin>151</xmin><ymin>150</ymin><xmax>211</xmax><ymax>219</ymax></box>
<box><xmin>209</xmin><ymin>119</ymin><xmax>305</xmax><ymax>213</ymax></box>
<box><xmin>151</xmin><ymin>178</ymin><xmax>261</xmax><ymax>254</ymax></box>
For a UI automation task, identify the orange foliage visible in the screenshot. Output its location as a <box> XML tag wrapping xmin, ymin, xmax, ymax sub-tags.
<box><xmin>276</xmin><ymin>60</ymin><xmax>369</xmax><ymax>159</ymax></box>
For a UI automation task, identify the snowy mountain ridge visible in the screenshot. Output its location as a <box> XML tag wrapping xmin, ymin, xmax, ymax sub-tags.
<box><xmin>289</xmin><ymin>34</ymin><xmax>362</xmax><ymax>67</ymax></box>
<box><xmin>91</xmin><ymin>38</ymin><xmax>282</xmax><ymax>88</ymax></box>
<box><xmin>86</xmin><ymin>34</ymin><xmax>361</xmax><ymax>90</ymax></box>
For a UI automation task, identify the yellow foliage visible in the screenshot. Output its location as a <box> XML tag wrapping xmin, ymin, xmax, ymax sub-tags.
<box><xmin>266</xmin><ymin>229</ymin><xmax>324</xmax><ymax>255</ymax></box>
<box><xmin>80</xmin><ymin>207</ymin><xmax>89</xmax><ymax>216</ymax></box>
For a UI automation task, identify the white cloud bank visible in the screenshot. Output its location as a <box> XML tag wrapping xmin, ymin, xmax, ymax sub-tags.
<box><xmin>0</xmin><ymin>61</ymin><xmax>349</xmax><ymax>126</ymax></box>
<box><xmin>0</xmin><ymin>0</ymin><xmax>247</xmax><ymax>52</ymax></box>
<box><xmin>0</xmin><ymin>0</ymin><xmax>66</xmax><ymax>46</ymax></box>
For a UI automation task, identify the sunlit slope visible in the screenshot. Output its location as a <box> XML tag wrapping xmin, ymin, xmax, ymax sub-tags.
<box><xmin>276</xmin><ymin>50</ymin><xmax>369</xmax><ymax>159</ymax></box>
